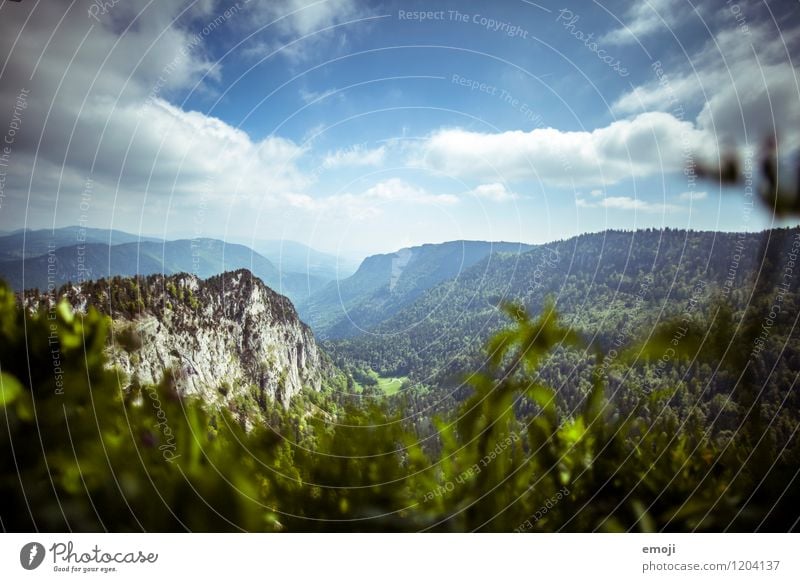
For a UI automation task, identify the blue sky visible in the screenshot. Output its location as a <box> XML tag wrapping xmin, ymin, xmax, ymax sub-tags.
<box><xmin>1</xmin><ymin>0</ymin><xmax>799</xmax><ymax>259</ymax></box>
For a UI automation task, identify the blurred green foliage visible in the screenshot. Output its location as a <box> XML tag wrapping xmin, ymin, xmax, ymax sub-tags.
<box><xmin>1</xmin><ymin>278</ymin><xmax>798</xmax><ymax>531</ymax></box>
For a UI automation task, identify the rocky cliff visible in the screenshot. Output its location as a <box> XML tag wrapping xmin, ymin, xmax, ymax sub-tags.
<box><xmin>24</xmin><ymin>269</ymin><xmax>330</xmax><ymax>416</ymax></box>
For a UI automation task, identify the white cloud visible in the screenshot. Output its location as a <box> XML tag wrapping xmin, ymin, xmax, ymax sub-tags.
<box><xmin>578</xmin><ymin>196</ymin><xmax>683</xmax><ymax>213</ymax></box>
<box><xmin>240</xmin><ymin>0</ymin><xmax>369</xmax><ymax>63</ymax></box>
<box><xmin>272</xmin><ymin>0</ymin><xmax>363</xmax><ymax>37</ymax></box>
<box><xmin>322</xmin><ymin>144</ymin><xmax>387</xmax><ymax>169</ymax></box>
<box><xmin>590</xmin><ymin>189</ymin><xmax>604</xmax><ymax>197</ymax></box>
<box><xmin>613</xmin><ymin>23</ymin><xmax>800</xmax><ymax>149</ymax></box>
<box><xmin>601</xmin><ymin>0</ymin><xmax>686</xmax><ymax>46</ymax></box>
<box><xmin>467</xmin><ymin>183</ymin><xmax>518</xmax><ymax>202</ymax></box>
<box><xmin>679</xmin><ymin>191</ymin><xmax>707</xmax><ymax>200</ymax></box>
<box><xmin>413</xmin><ymin>112</ymin><xmax>711</xmax><ymax>187</ymax></box>
<box><xmin>359</xmin><ymin>179</ymin><xmax>458</xmax><ymax>205</ymax></box>
<box><xmin>280</xmin><ymin>192</ymin><xmax>318</xmax><ymax>210</ymax></box>
<box><xmin>0</xmin><ymin>1</ymin><xmax>313</xmax><ymax>229</ymax></box>
<box><xmin>299</xmin><ymin>87</ymin><xmax>340</xmax><ymax>104</ymax></box>
<box><xmin>276</xmin><ymin>179</ymin><xmax>459</xmax><ymax>223</ymax></box>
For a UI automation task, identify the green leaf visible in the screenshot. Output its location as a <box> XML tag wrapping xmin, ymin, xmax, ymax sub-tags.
<box><xmin>0</xmin><ymin>372</ymin><xmax>23</xmax><ymax>408</ymax></box>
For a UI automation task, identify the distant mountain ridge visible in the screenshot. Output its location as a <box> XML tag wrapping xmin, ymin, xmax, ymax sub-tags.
<box><xmin>0</xmin><ymin>233</ymin><xmax>328</xmax><ymax>305</ymax></box>
<box><xmin>298</xmin><ymin>240</ymin><xmax>533</xmax><ymax>339</ymax></box>
<box><xmin>0</xmin><ymin>226</ymin><xmax>161</xmax><ymax>260</ymax></box>
<box><xmin>0</xmin><ymin>228</ymin><xmax>357</xmax><ymax>279</ymax></box>
<box><xmin>233</xmin><ymin>238</ymin><xmax>360</xmax><ymax>281</ymax></box>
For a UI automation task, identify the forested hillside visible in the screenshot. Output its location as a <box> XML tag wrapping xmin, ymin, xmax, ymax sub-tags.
<box><xmin>3</xmin><ymin>265</ymin><xmax>797</xmax><ymax>531</ymax></box>
<box><xmin>327</xmin><ymin>228</ymin><xmax>800</xmax><ymax>440</ymax></box>
<box><xmin>299</xmin><ymin>240</ymin><xmax>532</xmax><ymax>338</ymax></box>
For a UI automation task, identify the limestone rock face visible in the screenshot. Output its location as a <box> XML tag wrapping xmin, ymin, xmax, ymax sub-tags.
<box><xmin>29</xmin><ymin>269</ymin><xmax>329</xmax><ymax>411</ymax></box>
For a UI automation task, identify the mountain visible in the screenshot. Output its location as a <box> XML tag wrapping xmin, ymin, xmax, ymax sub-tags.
<box><xmin>7</xmin><ymin>231</ymin><xmax>800</xmax><ymax>533</ymax></box>
<box><xmin>0</xmin><ymin>237</ymin><xmax>327</xmax><ymax>305</ymax></box>
<box><xmin>0</xmin><ymin>226</ymin><xmax>162</xmax><ymax>260</ymax></box>
<box><xmin>234</xmin><ymin>238</ymin><xmax>360</xmax><ymax>282</ymax></box>
<box><xmin>327</xmin><ymin>228</ymin><xmax>800</xmax><ymax>394</ymax></box>
<box><xmin>298</xmin><ymin>240</ymin><xmax>533</xmax><ymax>339</ymax></box>
<box><xmin>24</xmin><ymin>269</ymin><xmax>332</xmax><ymax>421</ymax></box>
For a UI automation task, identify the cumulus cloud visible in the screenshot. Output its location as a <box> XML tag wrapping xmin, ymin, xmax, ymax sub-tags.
<box><xmin>413</xmin><ymin>112</ymin><xmax>711</xmax><ymax>187</ymax></box>
<box><xmin>577</xmin><ymin>196</ymin><xmax>683</xmax><ymax>213</ymax></box>
<box><xmin>601</xmin><ymin>0</ymin><xmax>686</xmax><ymax>46</ymax></box>
<box><xmin>239</xmin><ymin>0</ymin><xmax>370</xmax><ymax>63</ymax></box>
<box><xmin>266</xmin><ymin>0</ymin><xmax>364</xmax><ymax>38</ymax></box>
<box><xmin>322</xmin><ymin>144</ymin><xmax>387</xmax><ymax>169</ymax></box>
<box><xmin>679</xmin><ymin>191</ymin><xmax>707</xmax><ymax>200</ymax></box>
<box><xmin>0</xmin><ymin>0</ymin><xmax>311</xmax><ymax>230</ymax></box>
<box><xmin>358</xmin><ymin>178</ymin><xmax>458</xmax><ymax>205</ymax></box>
<box><xmin>467</xmin><ymin>183</ymin><xmax>518</xmax><ymax>202</ymax></box>
<box><xmin>277</xmin><ymin>178</ymin><xmax>458</xmax><ymax>222</ymax></box>
<box><xmin>613</xmin><ymin>22</ymin><xmax>800</xmax><ymax>150</ymax></box>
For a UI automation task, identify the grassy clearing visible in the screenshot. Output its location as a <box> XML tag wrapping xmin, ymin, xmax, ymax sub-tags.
<box><xmin>369</xmin><ymin>370</ymin><xmax>408</xmax><ymax>396</ymax></box>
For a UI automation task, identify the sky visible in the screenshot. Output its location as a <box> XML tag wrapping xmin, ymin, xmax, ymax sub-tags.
<box><xmin>0</xmin><ymin>0</ymin><xmax>798</xmax><ymax>260</ymax></box>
